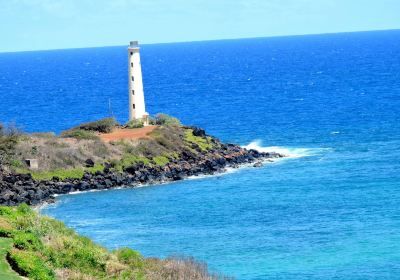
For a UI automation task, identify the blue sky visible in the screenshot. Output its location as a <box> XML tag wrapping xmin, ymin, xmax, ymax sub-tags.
<box><xmin>1</xmin><ymin>0</ymin><xmax>400</xmax><ymax>52</ymax></box>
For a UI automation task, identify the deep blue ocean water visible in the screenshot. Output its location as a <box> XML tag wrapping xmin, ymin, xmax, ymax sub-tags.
<box><xmin>2</xmin><ymin>30</ymin><xmax>400</xmax><ymax>279</ymax></box>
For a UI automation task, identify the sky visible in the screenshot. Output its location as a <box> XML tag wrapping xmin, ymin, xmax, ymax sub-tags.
<box><xmin>1</xmin><ymin>0</ymin><xmax>400</xmax><ymax>52</ymax></box>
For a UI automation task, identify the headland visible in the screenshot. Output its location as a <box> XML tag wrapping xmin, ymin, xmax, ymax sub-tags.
<box><xmin>0</xmin><ymin>114</ymin><xmax>283</xmax><ymax>206</ymax></box>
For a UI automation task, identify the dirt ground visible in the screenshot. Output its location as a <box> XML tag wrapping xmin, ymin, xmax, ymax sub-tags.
<box><xmin>99</xmin><ymin>126</ymin><xmax>157</xmax><ymax>142</ymax></box>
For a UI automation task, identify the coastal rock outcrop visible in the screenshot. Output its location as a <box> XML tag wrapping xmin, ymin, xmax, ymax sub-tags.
<box><xmin>0</xmin><ymin>135</ymin><xmax>283</xmax><ymax>206</ymax></box>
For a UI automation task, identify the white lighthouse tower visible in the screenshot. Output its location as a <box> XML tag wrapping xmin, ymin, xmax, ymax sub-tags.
<box><xmin>128</xmin><ymin>41</ymin><xmax>149</xmax><ymax>125</ymax></box>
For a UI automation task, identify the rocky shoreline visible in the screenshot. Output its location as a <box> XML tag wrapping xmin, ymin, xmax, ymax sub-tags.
<box><xmin>0</xmin><ymin>128</ymin><xmax>283</xmax><ymax>206</ymax></box>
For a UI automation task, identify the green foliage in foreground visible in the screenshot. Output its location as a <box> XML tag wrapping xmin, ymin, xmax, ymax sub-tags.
<box><xmin>0</xmin><ymin>238</ymin><xmax>21</xmax><ymax>279</ymax></box>
<box><xmin>8</xmin><ymin>249</ymin><xmax>55</xmax><ymax>280</ymax></box>
<box><xmin>0</xmin><ymin>205</ymin><xmax>224</xmax><ymax>280</ymax></box>
<box><xmin>0</xmin><ymin>204</ymin><xmax>145</xmax><ymax>279</ymax></box>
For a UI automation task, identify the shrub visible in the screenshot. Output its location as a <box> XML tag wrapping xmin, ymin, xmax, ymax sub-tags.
<box><xmin>0</xmin><ymin>217</ymin><xmax>14</xmax><ymax>237</ymax></box>
<box><xmin>9</xmin><ymin>159</ymin><xmax>23</xmax><ymax>168</ymax></box>
<box><xmin>152</xmin><ymin>155</ymin><xmax>170</xmax><ymax>166</ymax></box>
<box><xmin>44</xmin><ymin>234</ymin><xmax>109</xmax><ymax>275</ymax></box>
<box><xmin>126</xmin><ymin>119</ymin><xmax>144</xmax><ymax>129</ymax></box>
<box><xmin>184</xmin><ymin>129</ymin><xmax>213</xmax><ymax>151</ymax></box>
<box><xmin>115</xmin><ymin>154</ymin><xmax>151</xmax><ymax>172</ymax></box>
<box><xmin>75</xmin><ymin>118</ymin><xmax>117</xmax><ymax>133</ymax></box>
<box><xmin>17</xmin><ymin>203</ymin><xmax>32</xmax><ymax>215</ymax></box>
<box><xmin>7</xmin><ymin>249</ymin><xmax>56</xmax><ymax>280</ymax></box>
<box><xmin>0</xmin><ymin>123</ymin><xmax>21</xmax><ymax>165</ymax></box>
<box><xmin>60</xmin><ymin>129</ymin><xmax>99</xmax><ymax>140</ymax></box>
<box><xmin>153</xmin><ymin>113</ymin><xmax>181</xmax><ymax>126</ymax></box>
<box><xmin>13</xmin><ymin>232</ymin><xmax>43</xmax><ymax>251</ymax></box>
<box><xmin>115</xmin><ymin>248</ymin><xmax>144</xmax><ymax>268</ymax></box>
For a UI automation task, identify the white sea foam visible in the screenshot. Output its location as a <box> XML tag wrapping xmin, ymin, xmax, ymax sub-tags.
<box><xmin>243</xmin><ymin>140</ymin><xmax>330</xmax><ymax>159</ymax></box>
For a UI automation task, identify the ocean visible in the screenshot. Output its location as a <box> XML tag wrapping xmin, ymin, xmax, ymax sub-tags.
<box><xmin>1</xmin><ymin>30</ymin><xmax>400</xmax><ymax>279</ymax></box>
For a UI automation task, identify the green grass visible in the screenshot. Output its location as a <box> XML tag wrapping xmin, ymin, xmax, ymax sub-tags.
<box><xmin>114</xmin><ymin>154</ymin><xmax>151</xmax><ymax>172</ymax></box>
<box><xmin>0</xmin><ymin>205</ymin><xmax>145</xmax><ymax>279</ymax></box>
<box><xmin>0</xmin><ymin>204</ymin><xmax>228</xmax><ymax>280</ymax></box>
<box><xmin>0</xmin><ymin>238</ymin><xmax>22</xmax><ymax>280</ymax></box>
<box><xmin>30</xmin><ymin>168</ymin><xmax>85</xmax><ymax>181</ymax></box>
<box><xmin>152</xmin><ymin>155</ymin><xmax>170</xmax><ymax>166</ymax></box>
<box><xmin>8</xmin><ymin>249</ymin><xmax>55</xmax><ymax>280</ymax></box>
<box><xmin>184</xmin><ymin>129</ymin><xmax>213</xmax><ymax>151</ymax></box>
<box><xmin>27</xmin><ymin>163</ymin><xmax>105</xmax><ymax>181</ymax></box>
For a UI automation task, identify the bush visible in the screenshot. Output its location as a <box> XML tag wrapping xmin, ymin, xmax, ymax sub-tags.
<box><xmin>76</xmin><ymin>117</ymin><xmax>117</xmax><ymax>133</ymax></box>
<box><xmin>0</xmin><ymin>217</ymin><xmax>14</xmax><ymax>237</ymax></box>
<box><xmin>7</xmin><ymin>249</ymin><xmax>56</xmax><ymax>280</ymax></box>
<box><xmin>13</xmin><ymin>232</ymin><xmax>43</xmax><ymax>251</ymax></box>
<box><xmin>153</xmin><ymin>114</ymin><xmax>181</xmax><ymax>126</ymax></box>
<box><xmin>17</xmin><ymin>203</ymin><xmax>32</xmax><ymax>215</ymax></box>
<box><xmin>115</xmin><ymin>248</ymin><xmax>144</xmax><ymax>268</ymax></box>
<box><xmin>184</xmin><ymin>129</ymin><xmax>213</xmax><ymax>151</ymax></box>
<box><xmin>60</xmin><ymin>129</ymin><xmax>99</xmax><ymax>140</ymax></box>
<box><xmin>126</xmin><ymin>119</ymin><xmax>144</xmax><ymax>129</ymax></box>
<box><xmin>0</xmin><ymin>123</ymin><xmax>21</xmax><ymax>165</ymax></box>
<box><xmin>152</xmin><ymin>155</ymin><xmax>170</xmax><ymax>166</ymax></box>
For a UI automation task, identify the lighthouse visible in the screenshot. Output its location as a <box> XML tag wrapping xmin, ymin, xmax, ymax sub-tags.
<box><xmin>128</xmin><ymin>41</ymin><xmax>149</xmax><ymax>125</ymax></box>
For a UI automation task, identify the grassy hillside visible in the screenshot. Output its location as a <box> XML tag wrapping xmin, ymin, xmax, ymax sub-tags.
<box><xmin>0</xmin><ymin>238</ymin><xmax>22</xmax><ymax>279</ymax></box>
<box><xmin>0</xmin><ymin>204</ymin><xmax>229</xmax><ymax>280</ymax></box>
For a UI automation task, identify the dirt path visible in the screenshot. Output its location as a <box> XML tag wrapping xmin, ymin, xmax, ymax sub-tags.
<box><xmin>99</xmin><ymin>126</ymin><xmax>157</xmax><ymax>142</ymax></box>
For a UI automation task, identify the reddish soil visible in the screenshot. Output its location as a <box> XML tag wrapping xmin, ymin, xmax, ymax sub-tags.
<box><xmin>99</xmin><ymin>126</ymin><xmax>157</xmax><ymax>142</ymax></box>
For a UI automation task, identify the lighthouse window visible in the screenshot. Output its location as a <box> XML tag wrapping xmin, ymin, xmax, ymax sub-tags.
<box><xmin>131</xmin><ymin>76</ymin><xmax>134</xmax><ymax>81</ymax></box>
<box><xmin>131</xmin><ymin>62</ymin><xmax>133</xmax><ymax>67</ymax></box>
<box><xmin>130</xmin><ymin>52</ymin><xmax>133</xmax><ymax>55</ymax></box>
<box><xmin>132</xmin><ymin>104</ymin><xmax>135</xmax><ymax>109</ymax></box>
<box><xmin>132</xmin><ymin>90</ymin><xmax>134</xmax><ymax>95</ymax></box>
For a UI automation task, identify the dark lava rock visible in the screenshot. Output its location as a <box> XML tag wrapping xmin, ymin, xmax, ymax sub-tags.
<box><xmin>85</xmin><ymin>159</ymin><xmax>95</xmax><ymax>168</ymax></box>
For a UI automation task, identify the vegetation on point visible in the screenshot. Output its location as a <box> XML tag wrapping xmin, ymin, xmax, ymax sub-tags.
<box><xmin>60</xmin><ymin>129</ymin><xmax>99</xmax><ymax>140</ymax></box>
<box><xmin>114</xmin><ymin>154</ymin><xmax>151</xmax><ymax>172</ymax></box>
<box><xmin>184</xmin><ymin>129</ymin><xmax>213</xmax><ymax>151</ymax></box>
<box><xmin>60</xmin><ymin>117</ymin><xmax>118</xmax><ymax>140</ymax></box>
<box><xmin>0</xmin><ymin>238</ymin><xmax>21</xmax><ymax>279</ymax></box>
<box><xmin>26</xmin><ymin>163</ymin><xmax>105</xmax><ymax>181</ymax></box>
<box><xmin>70</xmin><ymin>117</ymin><xmax>118</xmax><ymax>133</ymax></box>
<box><xmin>1</xmin><ymin>115</ymin><xmax>219</xmax><ymax>180</ymax></box>
<box><xmin>125</xmin><ymin>119</ymin><xmax>144</xmax><ymax>129</ymax></box>
<box><xmin>0</xmin><ymin>204</ymin><xmax>230</xmax><ymax>280</ymax></box>
<box><xmin>152</xmin><ymin>155</ymin><xmax>170</xmax><ymax>166</ymax></box>
<box><xmin>0</xmin><ymin>123</ymin><xmax>22</xmax><ymax>166</ymax></box>
<box><xmin>151</xmin><ymin>113</ymin><xmax>181</xmax><ymax>126</ymax></box>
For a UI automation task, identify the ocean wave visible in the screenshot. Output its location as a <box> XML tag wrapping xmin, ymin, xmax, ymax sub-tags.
<box><xmin>243</xmin><ymin>140</ymin><xmax>330</xmax><ymax>158</ymax></box>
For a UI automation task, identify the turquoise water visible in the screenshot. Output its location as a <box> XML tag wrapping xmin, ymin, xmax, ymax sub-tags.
<box><xmin>1</xmin><ymin>30</ymin><xmax>400</xmax><ymax>279</ymax></box>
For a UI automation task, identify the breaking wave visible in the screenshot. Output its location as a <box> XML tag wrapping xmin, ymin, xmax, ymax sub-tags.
<box><xmin>243</xmin><ymin>140</ymin><xmax>330</xmax><ymax>158</ymax></box>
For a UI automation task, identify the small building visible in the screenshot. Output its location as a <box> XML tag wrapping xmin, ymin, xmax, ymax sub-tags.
<box><xmin>128</xmin><ymin>41</ymin><xmax>149</xmax><ymax>126</ymax></box>
<box><xmin>25</xmin><ymin>159</ymin><xmax>39</xmax><ymax>170</ymax></box>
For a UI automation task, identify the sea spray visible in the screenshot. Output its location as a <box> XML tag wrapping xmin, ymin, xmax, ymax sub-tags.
<box><xmin>243</xmin><ymin>140</ymin><xmax>331</xmax><ymax>158</ymax></box>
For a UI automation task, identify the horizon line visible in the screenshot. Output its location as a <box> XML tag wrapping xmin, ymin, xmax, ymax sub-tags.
<box><xmin>1</xmin><ymin>28</ymin><xmax>399</xmax><ymax>54</ymax></box>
